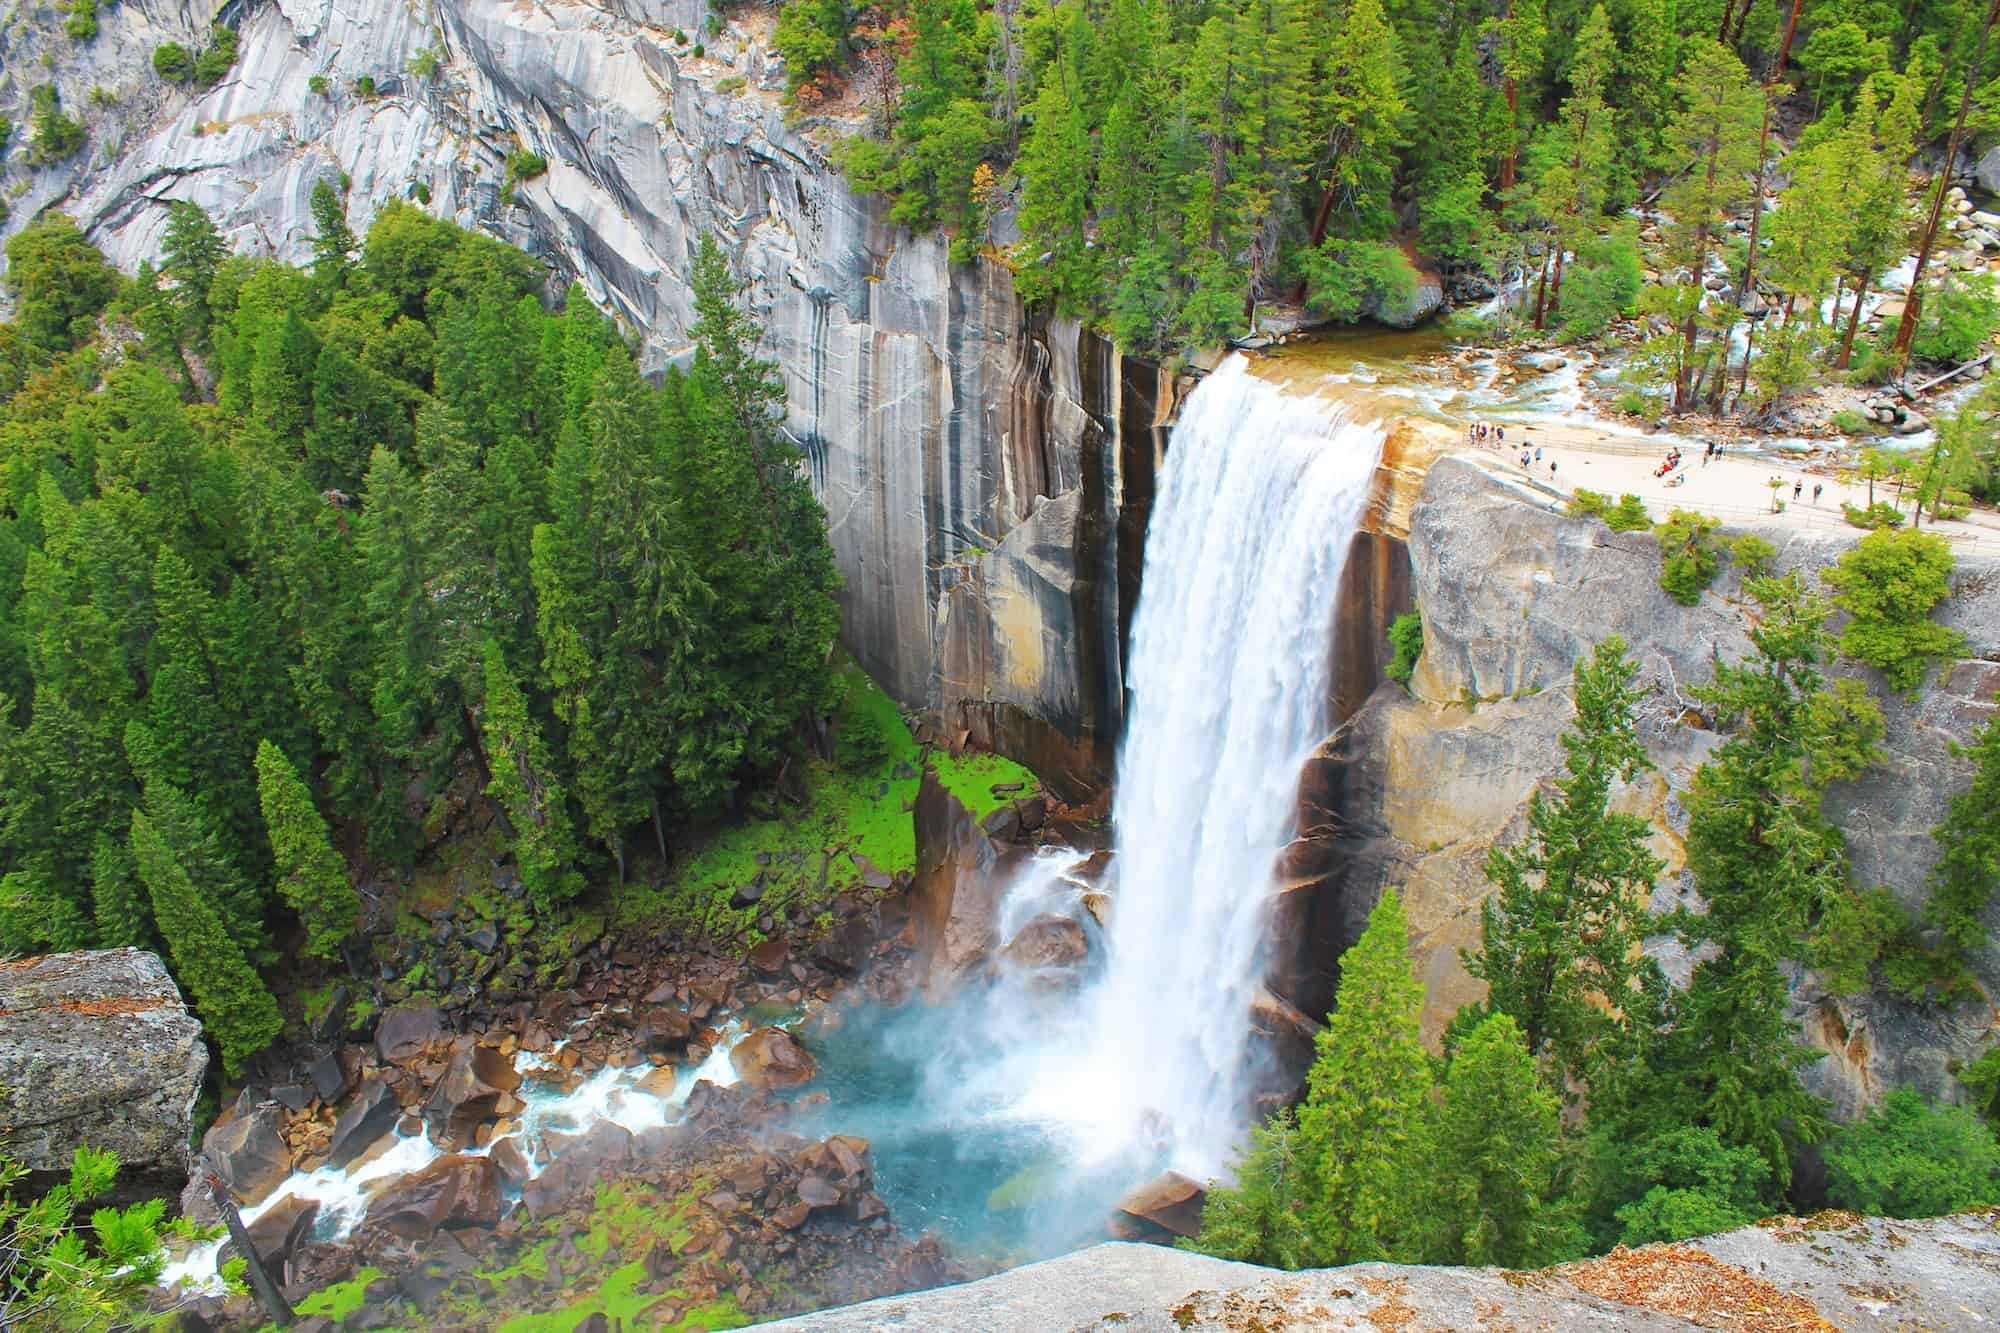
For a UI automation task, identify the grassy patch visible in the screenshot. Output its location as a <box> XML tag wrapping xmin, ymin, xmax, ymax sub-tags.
<box><xmin>608</xmin><ymin>657</ymin><xmax>1040</xmax><ymax>945</ymax></box>
<box><xmin>290</xmin><ymin>1266</ymin><xmax>383</xmax><ymax>1322</ymax></box>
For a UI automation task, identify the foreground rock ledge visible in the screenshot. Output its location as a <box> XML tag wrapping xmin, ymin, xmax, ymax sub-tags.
<box><xmin>758</xmin><ymin>1210</ymin><xmax>2000</xmax><ymax>1331</ymax></box>
<box><xmin>0</xmin><ymin>948</ymin><xmax>206</xmax><ymax>1178</ymax></box>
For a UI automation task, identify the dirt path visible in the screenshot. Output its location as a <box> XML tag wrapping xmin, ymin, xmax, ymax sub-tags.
<box><xmin>1460</xmin><ymin>417</ymin><xmax>2000</xmax><ymax>552</ymax></box>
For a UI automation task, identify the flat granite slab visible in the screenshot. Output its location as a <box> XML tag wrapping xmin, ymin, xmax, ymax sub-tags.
<box><xmin>760</xmin><ymin>1210</ymin><xmax>2000</xmax><ymax>1331</ymax></box>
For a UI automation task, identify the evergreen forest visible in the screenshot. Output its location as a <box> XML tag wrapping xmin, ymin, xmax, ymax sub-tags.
<box><xmin>0</xmin><ymin>193</ymin><xmax>842</xmax><ymax>1075</ymax></box>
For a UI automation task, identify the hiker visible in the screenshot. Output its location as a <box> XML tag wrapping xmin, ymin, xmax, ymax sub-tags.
<box><xmin>1497</xmin><ymin>426</ymin><xmax>1506</xmax><ymax>443</ymax></box>
<box><xmin>1550</xmin><ymin>459</ymin><xmax>1558</xmax><ymax>480</ymax></box>
<box><xmin>1794</xmin><ymin>480</ymin><xmax>1803</xmax><ymax>501</ymax></box>
<box><xmin>1813</xmin><ymin>482</ymin><xmax>1823</xmax><ymax>504</ymax></box>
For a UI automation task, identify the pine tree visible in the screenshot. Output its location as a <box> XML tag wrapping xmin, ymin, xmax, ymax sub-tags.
<box><xmin>1013</xmin><ymin>58</ymin><xmax>1100</xmax><ymax>312</ymax></box>
<box><xmin>1295</xmin><ymin>889</ymin><xmax>1434</xmax><ymax>1263</ymax></box>
<box><xmin>1928</xmin><ymin>709</ymin><xmax>2000</xmax><ymax>956</ymax></box>
<box><xmin>254</xmin><ymin>739</ymin><xmax>358</xmax><ymax>959</ymax></box>
<box><xmin>479</xmin><ymin>641</ymin><xmax>585</xmax><ymax>909</ymax></box>
<box><xmin>160</xmin><ymin>201</ymin><xmax>225</xmax><ymax>348</ymax></box>
<box><xmin>1460</xmin><ymin>637</ymin><xmax>1666</xmax><ymax>1104</ymax></box>
<box><xmin>309</xmin><ymin>177</ymin><xmax>358</xmax><ymax>295</ymax></box>
<box><xmin>130</xmin><ymin>809</ymin><xmax>281</xmax><ymax>1077</ymax></box>
<box><xmin>90</xmin><ymin>831</ymin><xmax>154</xmax><ymax>951</ymax></box>
<box><xmin>1658</xmin><ymin>41</ymin><xmax>1762</xmax><ymax>411</ymax></box>
<box><xmin>1642</xmin><ymin>574</ymin><xmax>1885</xmax><ymax>1188</ymax></box>
<box><xmin>1304</xmin><ymin>0</ymin><xmax>1409</xmax><ymax>250</ymax></box>
<box><xmin>1431</xmin><ymin>1012</ymin><xmax>1584</xmax><ymax>1266</ymax></box>
<box><xmin>1186</xmin><ymin>1110</ymin><xmax>1314</xmax><ymax>1268</ymax></box>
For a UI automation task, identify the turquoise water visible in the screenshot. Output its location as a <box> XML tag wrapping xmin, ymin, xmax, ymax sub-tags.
<box><xmin>787</xmin><ymin>994</ymin><xmax>1165</xmax><ymax>1267</ymax></box>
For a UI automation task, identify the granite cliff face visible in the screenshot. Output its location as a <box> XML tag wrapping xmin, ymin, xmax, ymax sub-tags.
<box><xmin>0</xmin><ymin>0</ymin><xmax>1127</xmax><ymax>784</ymax></box>
<box><xmin>1312</xmin><ymin>454</ymin><xmax>2000</xmax><ymax>1116</ymax></box>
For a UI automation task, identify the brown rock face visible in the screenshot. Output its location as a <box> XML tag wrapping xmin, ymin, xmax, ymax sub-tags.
<box><xmin>747</xmin><ymin>938</ymin><xmax>790</xmax><ymax>976</ymax></box>
<box><xmin>911</xmin><ymin>770</ymin><xmax>1012</xmax><ymax>992</ymax></box>
<box><xmin>631</xmin><ymin>1007</ymin><xmax>693</xmax><ymax>1054</ymax></box>
<box><xmin>326</xmin><ymin>1078</ymin><xmax>400</xmax><ymax>1170</ymax></box>
<box><xmin>374</xmin><ymin>1005</ymin><xmax>446</xmax><ymax>1063</ymax></box>
<box><xmin>423</xmin><ymin>1044</ymin><xmax>523</xmax><ymax>1152</ymax></box>
<box><xmin>203</xmin><ymin>1099</ymin><xmax>295</xmax><ymax>1207</ymax></box>
<box><xmin>1112</xmin><ymin>1170</ymin><xmax>1206</xmax><ymax>1239</ymax></box>
<box><xmin>729</xmin><ymin>1027</ymin><xmax>817</xmax><ymax>1089</ymax></box>
<box><xmin>1002</xmin><ymin>914</ymin><xmax>1089</xmax><ymax>970</ymax></box>
<box><xmin>362</xmin><ymin>1154</ymin><xmax>502</xmax><ymax>1240</ymax></box>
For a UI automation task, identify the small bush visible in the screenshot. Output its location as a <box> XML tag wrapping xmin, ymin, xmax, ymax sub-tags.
<box><xmin>1615</xmin><ymin>388</ymin><xmax>1653</xmax><ymax>417</ymax></box>
<box><xmin>506</xmin><ymin>149</ymin><xmax>548</xmax><ymax>183</ymax></box>
<box><xmin>354</xmin><ymin>75</ymin><xmax>378</xmax><ymax>98</ymax></box>
<box><xmin>25</xmin><ymin>85</ymin><xmax>87</xmax><ymax>166</ymax></box>
<box><xmin>1824</xmin><ymin>527</ymin><xmax>1966</xmax><ymax>695</ymax></box>
<box><xmin>192</xmin><ymin>25</ymin><xmax>240</xmax><ymax>87</ymax></box>
<box><xmin>1605</xmin><ymin>494</ymin><xmax>1652</xmax><ymax>532</ymax></box>
<box><xmin>309</xmin><ymin>74</ymin><xmax>329</xmax><ymax>95</ymax></box>
<box><xmin>153</xmin><ymin>42</ymin><xmax>194</xmax><ymax>82</ymax></box>
<box><xmin>1556</xmin><ymin>226</ymin><xmax>1645</xmax><ymax>341</ymax></box>
<box><xmin>411</xmin><ymin>181</ymin><xmax>432</xmax><ymax>204</ymax></box>
<box><xmin>1386</xmin><ymin>610</ymin><xmax>1424</xmax><ymax>687</ymax></box>
<box><xmin>836</xmin><ymin>707</ymin><xmax>892</xmax><ymax>772</ymax></box>
<box><xmin>693</xmin><ymin>42</ymin><xmax>706</xmax><ymax>57</ymax></box>
<box><xmin>716</xmin><ymin>75</ymin><xmax>747</xmax><ymax>94</ymax></box>
<box><xmin>65</xmin><ymin>0</ymin><xmax>99</xmax><ymax>42</ymax></box>
<box><xmin>1728</xmin><ymin>533</ymin><xmax>1776</xmax><ymax>577</ymax></box>
<box><xmin>1569</xmin><ymin>488</ymin><xmax>1612</xmax><ymax>519</ymax></box>
<box><xmin>409</xmin><ymin>47</ymin><xmax>442</xmax><ymax>80</ymax></box>
<box><xmin>1832</xmin><ymin>408</ymin><xmax>1874</xmax><ymax>435</ymax></box>
<box><xmin>1656</xmin><ymin>510</ymin><xmax>1721</xmax><ymax>606</ymax></box>
<box><xmin>1843</xmin><ymin>500</ymin><xmax>1906</xmax><ymax>529</ymax></box>
<box><xmin>1823</xmin><ymin>1088</ymin><xmax>2000</xmax><ymax>1217</ymax></box>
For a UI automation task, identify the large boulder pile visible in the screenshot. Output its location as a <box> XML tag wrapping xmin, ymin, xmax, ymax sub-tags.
<box><xmin>0</xmin><ymin>949</ymin><xmax>206</xmax><ymax>1179</ymax></box>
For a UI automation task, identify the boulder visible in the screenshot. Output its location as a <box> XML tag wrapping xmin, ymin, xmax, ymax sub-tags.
<box><xmin>308</xmin><ymin>1050</ymin><xmax>351</xmax><ymax>1104</ymax></box>
<box><xmin>631</xmin><ymin>1007</ymin><xmax>693</xmax><ymax>1054</ymax></box>
<box><xmin>326</xmin><ymin>1078</ymin><xmax>401</xmax><ymax>1170</ymax></box>
<box><xmin>361</xmin><ymin>1154</ymin><xmax>502</xmax><ymax>1240</ymax></box>
<box><xmin>810</xmin><ymin>918</ymin><xmax>873</xmax><ymax>976</ymax></box>
<box><xmin>1983</xmin><ymin>143</ymin><xmax>2000</xmax><ymax>196</ymax></box>
<box><xmin>423</xmin><ymin>1044</ymin><xmax>523</xmax><ymax>1151</ymax></box>
<box><xmin>1111</xmin><ymin>1171</ymin><xmax>1206</xmax><ymax>1240</ymax></box>
<box><xmin>202</xmin><ymin>1099</ymin><xmax>294</xmax><ymax>1207</ymax></box>
<box><xmin>1002</xmin><ymin>914</ymin><xmax>1089</xmax><ymax>970</ymax></box>
<box><xmin>0</xmin><ymin>949</ymin><xmax>206</xmax><ymax>1178</ymax></box>
<box><xmin>729</xmin><ymin>1026</ymin><xmax>817</xmax><ymax>1090</ymax></box>
<box><xmin>522</xmin><ymin>1122</ymin><xmax>633</xmax><ymax>1218</ymax></box>
<box><xmin>374</xmin><ymin>1005</ymin><xmax>446</xmax><ymax>1063</ymax></box>
<box><xmin>234</xmin><ymin>1194</ymin><xmax>320</xmax><ymax>1275</ymax></box>
<box><xmin>747</xmin><ymin>938</ymin><xmax>790</xmax><ymax>976</ymax></box>
<box><xmin>487</xmin><ymin>1136</ymin><xmax>532</xmax><ymax>1189</ymax></box>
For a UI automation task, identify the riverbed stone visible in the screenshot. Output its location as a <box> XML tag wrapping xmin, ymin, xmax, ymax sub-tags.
<box><xmin>1002</xmin><ymin>914</ymin><xmax>1089</xmax><ymax>972</ymax></box>
<box><xmin>362</xmin><ymin>1153</ymin><xmax>502</xmax><ymax>1240</ymax></box>
<box><xmin>730</xmin><ymin>1027</ymin><xmax>817</xmax><ymax>1090</ymax></box>
<box><xmin>422</xmin><ymin>1043</ymin><xmax>523</xmax><ymax>1151</ymax></box>
<box><xmin>326</xmin><ymin>1078</ymin><xmax>401</xmax><ymax>1169</ymax></box>
<box><xmin>374</xmin><ymin>1004</ymin><xmax>446</xmax><ymax>1063</ymax></box>
<box><xmin>202</xmin><ymin>1098</ymin><xmax>294</xmax><ymax>1207</ymax></box>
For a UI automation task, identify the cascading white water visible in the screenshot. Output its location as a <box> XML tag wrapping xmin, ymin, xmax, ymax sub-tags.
<box><xmin>1020</xmin><ymin>355</ymin><xmax>1384</xmax><ymax>1177</ymax></box>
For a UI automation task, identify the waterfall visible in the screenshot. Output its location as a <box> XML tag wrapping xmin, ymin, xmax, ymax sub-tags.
<box><xmin>1028</xmin><ymin>355</ymin><xmax>1385</xmax><ymax>1177</ymax></box>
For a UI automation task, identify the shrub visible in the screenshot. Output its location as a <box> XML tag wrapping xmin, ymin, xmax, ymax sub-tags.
<box><xmin>836</xmin><ymin>705</ymin><xmax>892</xmax><ymax>772</ymax></box>
<box><xmin>1832</xmin><ymin>408</ymin><xmax>1874</xmax><ymax>435</ymax></box>
<box><xmin>1556</xmin><ymin>226</ymin><xmax>1645</xmax><ymax>341</ymax></box>
<box><xmin>1823</xmin><ymin>527</ymin><xmax>1966</xmax><ymax>695</ymax></box>
<box><xmin>1587</xmin><ymin>1125</ymin><xmax>1774</xmax><ymax>1249</ymax></box>
<box><xmin>1386</xmin><ymin>610</ymin><xmax>1423</xmax><ymax>687</ymax></box>
<box><xmin>507</xmin><ymin>149</ymin><xmax>548</xmax><ymax>182</ymax></box>
<box><xmin>409</xmin><ymin>47</ymin><xmax>442</xmax><ymax>80</ymax></box>
<box><xmin>1843</xmin><ymin>500</ymin><xmax>1905</xmax><ymax>529</ymax></box>
<box><xmin>411</xmin><ymin>180</ymin><xmax>432</xmax><ymax>204</ymax></box>
<box><xmin>1605</xmin><ymin>494</ymin><xmax>1653</xmax><ymax>532</ymax></box>
<box><xmin>192</xmin><ymin>25</ymin><xmax>240</xmax><ymax>87</ymax></box>
<box><xmin>1656</xmin><ymin>510</ymin><xmax>1721</xmax><ymax>606</ymax></box>
<box><xmin>693</xmin><ymin>42</ymin><xmax>706</xmax><ymax>57</ymax></box>
<box><xmin>716</xmin><ymin>75</ymin><xmax>747</xmax><ymax>94</ymax></box>
<box><xmin>65</xmin><ymin>0</ymin><xmax>99</xmax><ymax>42</ymax></box>
<box><xmin>308</xmin><ymin>74</ymin><xmax>329</xmax><ymax>95</ymax></box>
<box><xmin>25</xmin><ymin>85</ymin><xmax>87</xmax><ymax>166</ymax></box>
<box><xmin>773</xmin><ymin>0</ymin><xmax>847</xmax><ymax>92</ymax></box>
<box><xmin>1615</xmin><ymin>388</ymin><xmax>1653</xmax><ymax>417</ymax></box>
<box><xmin>1823</xmin><ymin>1088</ymin><xmax>2000</xmax><ymax>1217</ymax></box>
<box><xmin>354</xmin><ymin>74</ymin><xmax>378</xmax><ymax>98</ymax></box>
<box><xmin>1728</xmin><ymin>533</ymin><xmax>1776</xmax><ymax>577</ymax></box>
